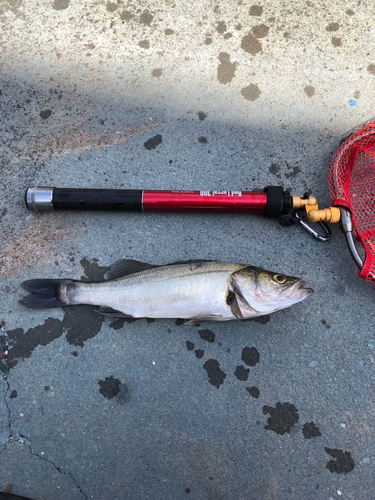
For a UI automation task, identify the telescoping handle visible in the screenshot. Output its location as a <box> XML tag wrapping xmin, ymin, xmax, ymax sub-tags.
<box><xmin>25</xmin><ymin>186</ymin><xmax>292</xmax><ymax>217</ymax></box>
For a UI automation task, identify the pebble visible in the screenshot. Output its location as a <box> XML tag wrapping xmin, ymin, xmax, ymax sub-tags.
<box><xmin>341</xmin><ymin>423</ymin><xmax>346</xmax><ymax>428</ymax></box>
<box><xmin>309</xmin><ymin>361</ymin><xmax>319</xmax><ymax>368</ymax></box>
<box><xmin>337</xmin><ymin>491</ymin><xmax>342</xmax><ymax>496</ymax></box>
<box><xmin>362</xmin><ymin>457</ymin><xmax>370</xmax><ymax>464</ymax></box>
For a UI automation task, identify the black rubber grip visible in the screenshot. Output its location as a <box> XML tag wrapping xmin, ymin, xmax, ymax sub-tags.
<box><xmin>52</xmin><ymin>189</ymin><xmax>143</xmax><ymax>211</ymax></box>
<box><xmin>263</xmin><ymin>186</ymin><xmax>284</xmax><ymax>218</ymax></box>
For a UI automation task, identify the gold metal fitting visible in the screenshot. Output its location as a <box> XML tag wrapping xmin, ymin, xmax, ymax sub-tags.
<box><xmin>307</xmin><ymin>207</ymin><xmax>341</xmax><ymax>223</ymax></box>
<box><xmin>292</xmin><ymin>195</ymin><xmax>317</xmax><ymax>209</ymax></box>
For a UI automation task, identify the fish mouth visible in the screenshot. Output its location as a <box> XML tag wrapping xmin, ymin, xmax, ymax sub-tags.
<box><xmin>283</xmin><ymin>279</ymin><xmax>314</xmax><ymax>297</ymax></box>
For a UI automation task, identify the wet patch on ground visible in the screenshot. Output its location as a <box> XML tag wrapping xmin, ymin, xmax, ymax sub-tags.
<box><xmin>324</xmin><ymin>448</ymin><xmax>355</xmax><ymax>474</ymax></box>
<box><xmin>242</xmin><ymin>346</ymin><xmax>260</xmax><ymax>366</ymax></box>
<box><xmin>144</xmin><ymin>134</ymin><xmax>162</xmax><ymax>150</ymax></box>
<box><xmin>302</xmin><ymin>421</ymin><xmax>321</xmax><ymax>439</ymax></box>
<box><xmin>203</xmin><ymin>359</ymin><xmax>227</xmax><ymax>388</ymax></box>
<box><xmin>246</xmin><ymin>386</ymin><xmax>260</xmax><ymax>399</ymax></box>
<box><xmin>241</xmin><ymin>84</ymin><xmax>261</xmax><ymax>101</ymax></box>
<box><xmin>234</xmin><ymin>365</ymin><xmax>249</xmax><ymax>381</ymax></box>
<box><xmin>198</xmin><ymin>329</ymin><xmax>215</xmax><ymax>343</ymax></box>
<box><xmin>98</xmin><ymin>375</ymin><xmax>121</xmax><ymax>400</ymax></box>
<box><xmin>263</xmin><ymin>402</ymin><xmax>299</xmax><ymax>435</ymax></box>
<box><xmin>217</xmin><ymin>52</ymin><xmax>237</xmax><ymax>84</ymax></box>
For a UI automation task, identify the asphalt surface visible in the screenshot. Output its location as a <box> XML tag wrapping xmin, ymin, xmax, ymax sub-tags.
<box><xmin>1</xmin><ymin>1</ymin><xmax>375</xmax><ymax>499</ymax></box>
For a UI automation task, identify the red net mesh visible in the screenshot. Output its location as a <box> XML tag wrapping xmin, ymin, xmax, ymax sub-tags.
<box><xmin>328</xmin><ymin>119</ymin><xmax>375</xmax><ymax>283</ymax></box>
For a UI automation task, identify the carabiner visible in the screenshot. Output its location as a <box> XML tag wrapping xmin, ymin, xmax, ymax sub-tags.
<box><xmin>294</xmin><ymin>211</ymin><xmax>332</xmax><ymax>242</ymax></box>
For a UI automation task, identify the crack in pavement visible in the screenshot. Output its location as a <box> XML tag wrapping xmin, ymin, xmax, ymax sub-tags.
<box><xmin>1</xmin><ymin>342</ymin><xmax>88</xmax><ymax>498</ymax></box>
<box><xmin>24</xmin><ymin>439</ymin><xmax>89</xmax><ymax>500</ymax></box>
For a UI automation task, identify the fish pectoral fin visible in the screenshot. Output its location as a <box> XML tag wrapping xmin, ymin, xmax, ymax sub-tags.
<box><xmin>228</xmin><ymin>277</ymin><xmax>257</xmax><ymax>317</ymax></box>
<box><xmin>226</xmin><ymin>290</ymin><xmax>244</xmax><ymax>320</ymax></box>
<box><xmin>103</xmin><ymin>259</ymin><xmax>156</xmax><ymax>280</ymax></box>
<box><xmin>96</xmin><ymin>307</ymin><xmax>133</xmax><ymax>318</ymax></box>
<box><xmin>184</xmin><ymin>315</ymin><xmax>224</xmax><ymax>325</ymax></box>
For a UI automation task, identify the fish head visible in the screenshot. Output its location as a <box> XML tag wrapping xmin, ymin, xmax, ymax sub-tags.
<box><xmin>231</xmin><ymin>266</ymin><xmax>314</xmax><ymax>315</ymax></box>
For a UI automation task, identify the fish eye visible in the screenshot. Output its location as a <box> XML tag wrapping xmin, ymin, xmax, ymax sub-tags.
<box><xmin>273</xmin><ymin>274</ymin><xmax>286</xmax><ymax>284</ymax></box>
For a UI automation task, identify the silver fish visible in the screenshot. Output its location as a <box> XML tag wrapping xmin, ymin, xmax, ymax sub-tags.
<box><xmin>20</xmin><ymin>260</ymin><xmax>313</xmax><ymax>323</ymax></box>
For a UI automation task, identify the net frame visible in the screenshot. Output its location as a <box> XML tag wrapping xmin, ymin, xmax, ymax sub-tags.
<box><xmin>329</xmin><ymin>119</ymin><xmax>375</xmax><ymax>283</ymax></box>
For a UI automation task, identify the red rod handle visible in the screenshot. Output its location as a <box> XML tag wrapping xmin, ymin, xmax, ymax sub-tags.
<box><xmin>142</xmin><ymin>190</ymin><xmax>267</xmax><ymax>213</ymax></box>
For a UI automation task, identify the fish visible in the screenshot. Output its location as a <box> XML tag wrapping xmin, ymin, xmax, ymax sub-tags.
<box><xmin>20</xmin><ymin>259</ymin><xmax>313</xmax><ymax>323</ymax></box>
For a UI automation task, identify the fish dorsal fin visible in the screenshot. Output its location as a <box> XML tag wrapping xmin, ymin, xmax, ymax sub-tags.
<box><xmin>103</xmin><ymin>259</ymin><xmax>156</xmax><ymax>280</ymax></box>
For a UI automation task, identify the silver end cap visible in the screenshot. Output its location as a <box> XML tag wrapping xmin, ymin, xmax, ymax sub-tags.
<box><xmin>25</xmin><ymin>187</ymin><xmax>54</xmax><ymax>212</ymax></box>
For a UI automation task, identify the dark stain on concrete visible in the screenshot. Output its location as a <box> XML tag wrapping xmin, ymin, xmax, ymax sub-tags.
<box><xmin>250</xmin><ymin>314</ymin><xmax>270</xmax><ymax>324</ymax></box>
<box><xmin>241</xmin><ymin>84</ymin><xmax>261</xmax><ymax>101</ymax></box>
<box><xmin>304</xmin><ymin>85</ymin><xmax>315</xmax><ymax>97</ymax></box>
<box><xmin>144</xmin><ymin>134</ymin><xmax>162</xmax><ymax>150</ymax></box>
<box><xmin>331</xmin><ymin>37</ymin><xmax>342</xmax><ymax>47</ymax></box>
<box><xmin>324</xmin><ymin>448</ymin><xmax>355</xmax><ymax>474</ymax></box>
<box><xmin>234</xmin><ymin>365</ymin><xmax>249</xmax><ymax>381</ymax></box>
<box><xmin>216</xmin><ymin>21</ymin><xmax>227</xmax><ymax>34</ymax></box>
<box><xmin>120</xmin><ymin>10</ymin><xmax>134</xmax><ymax>21</ymax></box>
<box><xmin>198</xmin><ymin>136</ymin><xmax>208</xmax><ymax>144</ymax></box>
<box><xmin>353</xmin><ymin>90</ymin><xmax>360</xmax><ymax>99</ymax></box>
<box><xmin>152</xmin><ymin>68</ymin><xmax>162</xmax><ymax>78</ymax></box>
<box><xmin>242</xmin><ymin>346</ymin><xmax>260</xmax><ymax>366</ymax></box>
<box><xmin>116</xmin><ymin>382</ymin><xmax>131</xmax><ymax>405</ymax></box>
<box><xmin>241</xmin><ymin>33</ymin><xmax>262</xmax><ymax>55</ymax></box>
<box><xmin>7</xmin><ymin>318</ymin><xmax>65</xmax><ymax>369</ymax></box>
<box><xmin>165</xmin><ymin>28</ymin><xmax>174</xmax><ymax>35</ymax></box>
<box><xmin>269</xmin><ymin>163</ymin><xmax>280</xmax><ymax>176</ymax></box>
<box><xmin>195</xmin><ymin>349</ymin><xmax>204</xmax><ymax>359</ymax></box>
<box><xmin>52</xmin><ymin>0</ymin><xmax>70</xmax><ymax>10</ymax></box>
<box><xmin>235</xmin><ymin>23</ymin><xmax>242</xmax><ymax>30</ymax></box>
<box><xmin>139</xmin><ymin>40</ymin><xmax>150</xmax><ymax>49</ymax></box>
<box><xmin>64</xmin><ymin>305</ymin><xmax>105</xmax><ymax>347</ymax></box>
<box><xmin>72</xmin><ymin>351</ymin><xmax>78</xmax><ymax>356</ymax></box>
<box><xmin>197</xmin><ymin>111</ymin><xmax>207</xmax><ymax>121</ymax></box>
<box><xmin>326</xmin><ymin>22</ymin><xmax>339</xmax><ymax>31</ymax></box>
<box><xmin>346</xmin><ymin>8</ymin><xmax>355</xmax><ymax>16</ymax></box>
<box><xmin>80</xmin><ymin>257</ymin><xmax>109</xmax><ymax>281</ymax></box>
<box><xmin>199</xmin><ymin>329</ymin><xmax>215</xmax><ymax>343</ymax></box>
<box><xmin>98</xmin><ymin>375</ymin><xmax>121</xmax><ymax>400</ymax></box>
<box><xmin>285</xmin><ymin>165</ymin><xmax>301</xmax><ymax>178</ymax></box>
<box><xmin>186</xmin><ymin>341</ymin><xmax>195</xmax><ymax>351</ymax></box>
<box><xmin>203</xmin><ymin>359</ymin><xmax>227</xmax><ymax>388</ymax></box>
<box><xmin>39</xmin><ymin>110</ymin><xmax>52</xmax><ymax>120</ymax></box>
<box><xmin>44</xmin><ymin>386</ymin><xmax>50</xmax><ymax>391</ymax></box>
<box><xmin>283</xmin><ymin>31</ymin><xmax>290</xmax><ymax>39</ymax></box>
<box><xmin>249</xmin><ymin>5</ymin><xmax>263</xmax><ymax>16</ymax></box>
<box><xmin>186</xmin><ymin>487</ymin><xmax>191</xmax><ymax>494</ymax></box>
<box><xmin>263</xmin><ymin>402</ymin><xmax>299</xmax><ymax>435</ymax></box>
<box><xmin>302</xmin><ymin>421</ymin><xmax>321</xmax><ymax>439</ymax></box>
<box><xmin>139</xmin><ymin>10</ymin><xmax>153</xmax><ymax>26</ymax></box>
<box><xmin>109</xmin><ymin>318</ymin><xmax>130</xmax><ymax>330</ymax></box>
<box><xmin>223</xmin><ymin>33</ymin><xmax>233</xmax><ymax>39</ymax></box>
<box><xmin>217</xmin><ymin>52</ymin><xmax>237</xmax><ymax>84</ymax></box>
<box><xmin>252</xmin><ymin>24</ymin><xmax>269</xmax><ymax>38</ymax></box>
<box><xmin>246</xmin><ymin>386</ymin><xmax>260</xmax><ymax>399</ymax></box>
<box><xmin>367</xmin><ymin>64</ymin><xmax>375</xmax><ymax>75</ymax></box>
<box><xmin>106</xmin><ymin>2</ymin><xmax>118</xmax><ymax>12</ymax></box>
<box><xmin>10</xmin><ymin>390</ymin><xmax>17</xmax><ymax>399</ymax></box>
<box><xmin>204</xmin><ymin>37</ymin><xmax>213</xmax><ymax>45</ymax></box>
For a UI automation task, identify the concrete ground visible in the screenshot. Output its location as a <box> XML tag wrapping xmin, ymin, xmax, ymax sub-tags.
<box><xmin>1</xmin><ymin>0</ymin><xmax>375</xmax><ymax>499</ymax></box>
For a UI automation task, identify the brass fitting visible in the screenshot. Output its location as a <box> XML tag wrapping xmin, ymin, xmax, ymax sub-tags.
<box><xmin>307</xmin><ymin>207</ymin><xmax>341</xmax><ymax>223</ymax></box>
<box><xmin>292</xmin><ymin>195</ymin><xmax>317</xmax><ymax>209</ymax></box>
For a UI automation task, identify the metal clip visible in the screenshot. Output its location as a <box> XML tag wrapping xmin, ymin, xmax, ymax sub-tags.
<box><xmin>294</xmin><ymin>211</ymin><xmax>332</xmax><ymax>242</ymax></box>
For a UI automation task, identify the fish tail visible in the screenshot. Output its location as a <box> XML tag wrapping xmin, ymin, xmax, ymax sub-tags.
<box><xmin>20</xmin><ymin>279</ymin><xmax>76</xmax><ymax>309</ymax></box>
